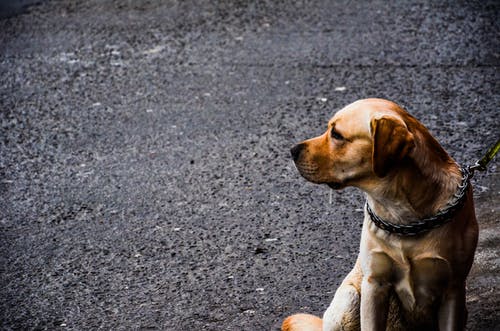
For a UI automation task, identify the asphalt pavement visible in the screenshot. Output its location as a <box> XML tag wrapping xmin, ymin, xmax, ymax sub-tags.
<box><xmin>1</xmin><ymin>1</ymin><xmax>499</xmax><ymax>330</ymax></box>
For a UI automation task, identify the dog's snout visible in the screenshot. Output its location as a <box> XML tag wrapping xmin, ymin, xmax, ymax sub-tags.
<box><xmin>291</xmin><ymin>143</ymin><xmax>306</xmax><ymax>162</ymax></box>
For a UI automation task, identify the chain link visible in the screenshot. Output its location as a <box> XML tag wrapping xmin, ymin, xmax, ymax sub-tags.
<box><xmin>366</xmin><ymin>168</ymin><xmax>471</xmax><ymax>236</ymax></box>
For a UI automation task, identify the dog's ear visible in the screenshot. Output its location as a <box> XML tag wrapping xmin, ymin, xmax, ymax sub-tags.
<box><xmin>370</xmin><ymin>116</ymin><xmax>415</xmax><ymax>177</ymax></box>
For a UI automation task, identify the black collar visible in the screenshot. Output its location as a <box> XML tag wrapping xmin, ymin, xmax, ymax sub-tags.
<box><xmin>366</xmin><ymin>168</ymin><xmax>471</xmax><ymax>236</ymax></box>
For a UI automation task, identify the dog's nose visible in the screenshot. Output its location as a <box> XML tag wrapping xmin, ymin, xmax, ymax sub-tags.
<box><xmin>290</xmin><ymin>143</ymin><xmax>306</xmax><ymax>162</ymax></box>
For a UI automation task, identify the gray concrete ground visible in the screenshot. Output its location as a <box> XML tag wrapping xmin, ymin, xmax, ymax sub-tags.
<box><xmin>0</xmin><ymin>0</ymin><xmax>42</xmax><ymax>18</ymax></box>
<box><xmin>1</xmin><ymin>1</ymin><xmax>499</xmax><ymax>330</ymax></box>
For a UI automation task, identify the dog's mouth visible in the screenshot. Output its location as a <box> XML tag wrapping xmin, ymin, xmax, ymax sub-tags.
<box><xmin>294</xmin><ymin>162</ymin><xmax>345</xmax><ymax>189</ymax></box>
<box><xmin>327</xmin><ymin>181</ymin><xmax>344</xmax><ymax>190</ymax></box>
<box><xmin>293</xmin><ymin>162</ymin><xmax>318</xmax><ymax>180</ymax></box>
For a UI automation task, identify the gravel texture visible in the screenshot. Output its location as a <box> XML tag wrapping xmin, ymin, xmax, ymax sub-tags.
<box><xmin>1</xmin><ymin>1</ymin><xmax>499</xmax><ymax>330</ymax></box>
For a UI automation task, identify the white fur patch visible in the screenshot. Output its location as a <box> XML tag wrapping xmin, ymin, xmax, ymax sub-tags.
<box><xmin>323</xmin><ymin>285</ymin><xmax>360</xmax><ymax>331</ymax></box>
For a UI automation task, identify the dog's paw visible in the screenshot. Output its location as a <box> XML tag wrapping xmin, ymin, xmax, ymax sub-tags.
<box><xmin>282</xmin><ymin>313</ymin><xmax>322</xmax><ymax>331</ymax></box>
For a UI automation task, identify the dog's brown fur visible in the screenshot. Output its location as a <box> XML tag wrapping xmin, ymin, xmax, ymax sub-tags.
<box><xmin>284</xmin><ymin>99</ymin><xmax>478</xmax><ymax>331</ymax></box>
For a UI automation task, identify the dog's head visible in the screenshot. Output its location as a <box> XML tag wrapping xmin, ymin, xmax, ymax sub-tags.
<box><xmin>291</xmin><ymin>98</ymin><xmax>416</xmax><ymax>190</ymax></box>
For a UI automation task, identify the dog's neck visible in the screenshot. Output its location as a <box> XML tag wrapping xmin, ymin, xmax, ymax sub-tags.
<box><xmin>362</xmin><ymin>139</ymin><xmax>462</xmax><ymax>225</ymax></box>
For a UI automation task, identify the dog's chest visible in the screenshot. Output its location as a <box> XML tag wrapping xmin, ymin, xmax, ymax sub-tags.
<box><xmin>399</xmin><ymin>255</ymin><xmax>449</xmax><ymax>310</ymax></box>
<box><xmin>368</xmin><ymin>247</ymin><xmax>450</xmax><ymax>311</ymax></box>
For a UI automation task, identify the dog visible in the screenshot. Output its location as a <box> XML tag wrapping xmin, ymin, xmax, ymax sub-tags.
<box><xmin>283</xmin><ymin>98</ymin><xmax>478</xmax><ymax>331</ymax></box>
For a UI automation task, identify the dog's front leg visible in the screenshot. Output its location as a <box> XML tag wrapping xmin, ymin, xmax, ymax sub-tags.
<box><xmin>360</xmin><ymin>249</ymin><xmax>393</xmax><ymax>330</ymax></box>
<box><xmin>439</xmin><ymin>285</ymin><xmax>466</xmax><ymax>331</ymax></box>
<box><xmin>361</xmin><ymin>276</ymin><xmax>391</xmax><ymax>330</ymax></box>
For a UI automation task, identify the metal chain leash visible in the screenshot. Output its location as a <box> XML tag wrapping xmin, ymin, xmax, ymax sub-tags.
<box><xmin>366</xmin><ymin>168</ymin><xmax>471</xmax><ymax>236</ymax></box>
<box><xmin>367</xmin><ymin>138</ymin><xmax>500</xmax><ymax>236</ymax></box>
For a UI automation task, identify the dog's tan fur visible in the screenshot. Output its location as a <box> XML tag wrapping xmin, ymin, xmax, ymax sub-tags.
<box><xmin>284</xmin><ymin>99</ymin><xmax>478</xmax><ymax>331</ymax></box>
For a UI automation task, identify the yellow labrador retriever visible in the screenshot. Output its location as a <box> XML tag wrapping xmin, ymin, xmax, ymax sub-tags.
<box><xmin>284</xmin><ymin>99</ymin><xmax>478</xmax><ymax>331</ymax></box>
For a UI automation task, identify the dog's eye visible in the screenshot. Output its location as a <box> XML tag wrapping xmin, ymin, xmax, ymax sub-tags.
<box><xmin>331</xmin><ymin>128</ymin><xmax>344</xmax><ymax>140</ymax></box>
